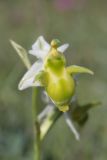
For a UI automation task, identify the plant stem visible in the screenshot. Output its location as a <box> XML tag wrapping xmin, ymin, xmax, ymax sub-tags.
<box><xmin>32</xmin><ymin>88</ymin><xmax>41</xmax><ymax>160</ymax></box>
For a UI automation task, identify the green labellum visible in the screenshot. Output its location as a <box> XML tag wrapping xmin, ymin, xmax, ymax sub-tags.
<box><xmin>45</xmin><ymin>68</ymin><xmax>75</xmax><ymax>112</ymax></box>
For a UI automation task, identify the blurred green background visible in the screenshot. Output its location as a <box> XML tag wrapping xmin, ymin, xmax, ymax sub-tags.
<box><xmin>0</xmin><ymin>0</ymin><xmax>107</xmax><ymax>159</ymax></box>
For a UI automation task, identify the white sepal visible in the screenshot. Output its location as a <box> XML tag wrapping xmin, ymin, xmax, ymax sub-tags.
<box><xmin>64</xmin><ymin>112</ymin><xmax>80</xmax><ymax>141</ymax></box>
<box><xmin>18</xmin><ymin>60</ymin><xmax>43</xmax><ymax>90</ymax></box>
<box><xmin>29</xmin><ymin>36</ymin><xmax>50</xmax><ymax>60</ymax></box>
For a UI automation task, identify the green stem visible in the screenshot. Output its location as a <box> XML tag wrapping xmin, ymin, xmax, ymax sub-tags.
<box><xmin>32</xmin><ymin>88</ymin><xmax>41</xmax><ymax>160</ymax></box>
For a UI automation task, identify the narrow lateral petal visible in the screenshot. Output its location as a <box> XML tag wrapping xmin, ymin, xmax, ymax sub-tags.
<box><xmin>18</xmin><ymin>60</ymin><xmax>43</xmax><ymax>90</ymax></box>
<box><xmin>58</xmin><ymin>43</ymin><xmax>69</xmax><ymax>53</ymax></box>
<box><xmin>66</xmin><ymin>65</ymin><xmax>94</xmax><ymax>75</ymax></box>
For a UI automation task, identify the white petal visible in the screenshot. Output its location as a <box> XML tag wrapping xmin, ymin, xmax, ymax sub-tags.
<box><xmin>64</xmin><ymin>112</ymin><xmax>80</xmax><ymax>140</ymax></box>
<box><xmin>18</xmin><ymin>60</ymin><xmax>43</xmax><ymax>90</ymax></box>
<box><xmin>32</xmin><ymin>36</ymin><xmax>50</xmax><ymax>50</ymax></box>
<box><xmin>58</xmin><ymin>43</ymin><xmax>69</xmax><ymax>53</ymax></box>
<box><xmin>29</xmin><ymin>50</ymin><xmax>48</xmax><ymax>60</ymax></box>
<box><xmin>29</xmin><ymin>36</ymin><xmax>51</xmax><ymax>59</ymax></box>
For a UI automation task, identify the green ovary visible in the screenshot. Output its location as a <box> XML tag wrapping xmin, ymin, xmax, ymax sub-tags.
<box><xmin>46</xmin><ymin>75</ymin><xmax>75</xmax><ymax>105</ymax></box>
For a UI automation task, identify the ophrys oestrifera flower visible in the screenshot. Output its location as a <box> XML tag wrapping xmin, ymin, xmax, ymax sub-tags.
<box><xmin>18</xmin><ymin>36</ymin><xmax>93</xmax><ymax>112</ymax></box>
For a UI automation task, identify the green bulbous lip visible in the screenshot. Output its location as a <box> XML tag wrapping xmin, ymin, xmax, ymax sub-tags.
<box><xmin>45</xmin><ymin>70</ymin><xmax>75</xmax><ymax>107</ymax></box>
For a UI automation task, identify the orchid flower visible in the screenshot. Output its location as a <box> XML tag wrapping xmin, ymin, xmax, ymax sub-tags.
<box><xmin>10</xmin><ymin>36</ymin><xmax>94</xmax><ymax>141</ymax></box>
<box><xmin>18</xmin><ymin>36</ymin><xmax>69</xmax><ymax>90</ymax></box>
<box><xmin>16</xmin><ymin>36</ymin><xmax>93</xmax><ymax>112</ymax></box>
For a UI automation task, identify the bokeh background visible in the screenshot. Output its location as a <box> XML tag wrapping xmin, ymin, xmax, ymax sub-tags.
<box><xmin>0</xmin><ymin>0</ymin><xmax>107</xmax><ymax>159</ymax></box>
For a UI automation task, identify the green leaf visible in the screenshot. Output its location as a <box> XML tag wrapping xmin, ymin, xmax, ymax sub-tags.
<box><xmin>10</xmin><ymin>40</ymin><xmax>31</xmax><ymax>69</ymax></box>
<box><xmin>66</xmin><ymin>65</ymin><xmax>94</xmax><ymax>75</ymax></box>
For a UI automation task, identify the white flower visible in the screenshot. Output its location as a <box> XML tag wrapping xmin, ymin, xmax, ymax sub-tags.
<box><xmin>18</xmin><ymin>36</ymin><xmax>69</xmax><ymax>90</ymax></box>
